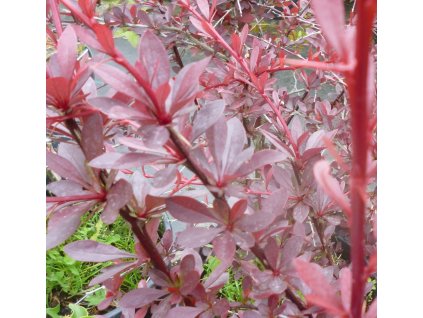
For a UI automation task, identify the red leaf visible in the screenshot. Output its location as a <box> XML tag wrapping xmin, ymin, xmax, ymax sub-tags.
<box><xmin>73</xmin><ymin>25</ymin><xmax>103</xmax><ymax>52</ymax></box>
<box><xmin>313</xmin><ymin>160</ymin><xmax>351</xmax><ymax>217</ymax></box>
<box><xmin>56</xmin><ymin>26</ymin><xmax>77</xmax><ymax>79</ymax></box>
<box><xmin>46</xmin><ymin>201</ymin><xmax>96</xmax><ymax>250</ymax></box>
<box><xmin>91</xmin><ymin>63</ymin><xmax>149</xmax><ymax>103</ymax></box>
<box><xmin>339</xmin><ymin>267</ymin><xmax>352</xmax><ymax>312</ymax></box>
<box><xmin>137</xmin><ymin>30</ymin><xmax>170</xmax><ymax>90</ymax></box>
<box><xmin>311</xmin><ymin>0</ymin><xmax>347</xmax><ymax>59</ymax></box>
<box><xmin>166</xmin><ymin>196</ymin><xmax>217</xmax><ymax>224</ymax></box>
<box><xmin>170</xmin><ymin>57</ymin><xmax>211</xmax><ymax>116</ymax></box>
<box><xmin>231</xmin><ymin>33</ymin><xmax>241</xmax><ymax>55</ymax></box>
<box><xmin>64</xmin><ymin>240</ymin><xmax>136</xmax><ymax>262</ymax></box>
<box><xmin>92</xmin><ymin>23</ymin><xmax>116</xmax><ymax>56</ymax></box>
<box><xmin>46</xmin><ymin>77</ymin><xmax>71</xmax><ymax>110</ymax></box>
<box><xmin>196</xmin><ymin>0</ymin><xmax>210</xmax><ymax>20</ymax></box>
<box><xmin>119</xmin><ymin>288</ymin><xmax>168</xmax><ymax>309</ymax></box>
<box><xmin>240</xmin><ymin>24</ymin><xmax>249</xmax><ymax>47</ymax></box>
<box><xmin>102</xmin><ymin>179</ymin><xmax>133</xmax><ymax>224</ymax></box>
<box><xmin>189</xmin><ymin>16</ymin><xmax>212</xmax><ymax>38</ymax></box>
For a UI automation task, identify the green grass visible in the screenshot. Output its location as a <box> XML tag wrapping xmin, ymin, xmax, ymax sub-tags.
<box><xmin>202</xmin><ymin>256</ymin><xmax>244</xmax><ymax>303</ymax></box>
<box><xmin>46</xmin><ymin>211</ymin><xmax>140</xmax><ymax>312</ymax></box>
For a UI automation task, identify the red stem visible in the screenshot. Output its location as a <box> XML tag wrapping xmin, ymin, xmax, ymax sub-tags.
<box><xmin>49</xmin><ymin>0</ymin><xmax>63</xmax><ymax>36</ymax></box>
<box><xmin>348</xmin><ymin>0</ymin><xmax>376</xmax><ymax>316</ymax></box>
<box><xmin>46</xmin><ymin>193</ymin><xmax>105</xmax><ymax>203</ymax></box>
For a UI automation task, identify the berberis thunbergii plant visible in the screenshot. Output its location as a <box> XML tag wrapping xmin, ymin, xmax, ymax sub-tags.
<box><xmin>46</xmin><ymin>0</ymin><xmax>376</xmax><ymax>317</ymax></box>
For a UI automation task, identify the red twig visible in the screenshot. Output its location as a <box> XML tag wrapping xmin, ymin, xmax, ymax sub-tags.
<box><xmin>49</xmin><ymin>0</ymin><xmax>63</xmax><ymax>36</ymax></box>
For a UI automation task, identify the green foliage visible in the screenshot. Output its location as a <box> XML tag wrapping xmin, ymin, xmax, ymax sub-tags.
<box><xmin>113</xmin><ymin>27</ymin><xmax>140</xmax><ymax>48</ymax></box>
<box><xmin>366</xmin><ymin>277</ymin><xmax>377</xmax><ymax>304</ymax></box>
<box><xmin>46</xmin><ymin>212</ymin><xmax>139</xmax><ymax>310</ymax></box>
<box><xmin>85</xmin><ymin>289</ymin><xmax>106</xmax><ymax>307</ymax></box>
<box><xmin>202</xmin><ymin>256</ymin><xmax>243</xmax><ymax>302</ymax></box>
<box><xmin>46</xmin><ymin>304</ymin><xmax>61</xmax><ymax>318</ymax></box>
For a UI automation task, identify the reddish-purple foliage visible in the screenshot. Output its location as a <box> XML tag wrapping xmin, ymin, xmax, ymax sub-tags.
<box><xmin>46</xmin><ymin>0</ymin><xmax>377</xmax><ymax>317</ymax></box>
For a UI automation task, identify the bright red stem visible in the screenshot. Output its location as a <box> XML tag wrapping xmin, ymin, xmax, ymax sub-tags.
<box><xmin>49</xmin><ymin>0</ymin><xmax>63</xmax><ymax>36</ymax></box>
<box><xmin>348</xmin><ymin>0</ymin><xmax>376</xmax><ymax>317</ymax></box>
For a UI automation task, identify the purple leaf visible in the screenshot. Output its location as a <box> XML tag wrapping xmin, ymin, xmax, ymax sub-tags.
<box><xmin>46</xmin><ymin>180</ymin><xmax>87</xmax><ymax>197</ymax></box>
<box><xmin>73</xmin><ymin>25</ymin><xmax>103</xmax><ymax>53</ymax></box>
<box><xmin>81</xmin><ymin>113</ymin><xmax>105</xmax><ymax>161</ymax></box>
<box><xmin>221</xmin><ymin>117</ymin><xmax>247</xmax><ymax>176</ymax></box>
<box><xmin>313</xmin><ymin>160</ymin><xmax>350</xmax><ymax>216</ymax></box>
<box><xmin>236</xmin><ymin>210</ymin><xmax>277</xmax><ymax>233</ymax></box>
<box><xmin>293</xmin><ymin>203</ymin><xmax>309</xmax><ymax>223</ymax></box>
<box><xmin>191</xmin><ymin>99</ymin><xmax>226</xmax><ymax>140</ymax></box>
<box><xmin>102</xmin><ymin>179</ymin><xmax>133</xmax><ymax>224</ymax></box>
<box><xmin>177</xmin><ymin>227</ymin><xmax>222</xmax><ymax>248</ymax></box>
<box><xmin>152</xmin><ymin>166</ymin><xmax>177</xmax><ymax>188</ymax></box>
<box><xmin>293</xmin><ymin>258</ymin><xmax>344</xmax><ymax>315</ymax></box>
<box><xmin>311</xmin><ymin>0</ymin><xmax>347</xmax><ymax>59</ymax></box>
<box><xmin>90</xmin><ymin>152</ymin><xmax>171</xmax><ymax>169</ymax></box>
<box><xmin>46</xmin><ymin>201</ymin><xmax>96</xmax><ymax>250</ymax></box>
<box><xmin>236</xmin><ymin>149</ymin><xmax>288</xmax><ymax>177</ymax></box>
<box><xmin>58</xmin><ymin>143</ymin><xmax>90</xmax><ymax>185</ymax></box>
<box><xmin>264</xmin><ymin>238</ymin><xmax>280</xmax><ymax>271</ymax></box>
<box><xmin>89</xmin><ymin>261</ymin><xmax>138</xmax><ymax>286</ymax></box>
<box><xmin>119</xmin><ymin>288</ymin><xmax>168</xmax><ymax>309</ymax></box>
<box><xmin>137</xmin><ymin>30</ymin><xmax>170</xmax><ymax>90</ymax></box>
<box><xmin>206</xmin><ymin>117</ymin><xmax>227</xmax><ymax>177</ymax></box>
<box><xmin>56</xmin><ymin>26</ymin><xmax>77</xmax><ymax>79</ymax></box>
<box><xmin>196</xmin><ymin>0</ymin><xmax>210</xmax><ymax>19</ymax></box>
<box><xmin>259</xmin><ymin>129</ymin><xmax>294</xmax><ymax>157</ymax></box>
<box><xmin>281</xmin><ymin>236</ymin><xmax>303</xmax><ymax>267</ymax></box>
<box><xmin>64</xmin><ymin>240</ymin><xmax>136</xmax><ymax>262</ymax></box>
<box><xmin>170</xmin><ymin>57</ymin><xmax>211</xmax><ymax>115</ymax></box>
<box><xmin>46</xmin><ymin>150</ymin><xmax>89</xmax><ymax>187</ymax></box>
<box><xmin>206</xmin><ymin>232</ymin><xmax>235</xmax><ymax>286</ymax></box>
<box><xmin>165</xmin><ymin>306</ymin><xmax>205</xmax><ymax>318</ymax></box>
<box><xmin>166</xmin><ymin>196</ymin><xmax>217</xmax><ymax>224</ymax></box>
<box><xmin>139</xmin><ymin>125</ymin><xmax>170</xmax><ymax>148</ymax></box>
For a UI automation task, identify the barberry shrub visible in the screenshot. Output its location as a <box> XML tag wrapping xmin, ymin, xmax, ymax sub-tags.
<box><xmin>46</xmin><ymin>0</ymin><xmax>376</xmax><ymax>317</ymax></box>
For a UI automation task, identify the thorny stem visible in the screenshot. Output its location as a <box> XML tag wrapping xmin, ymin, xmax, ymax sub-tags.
<box><xmin>348</xmin><ymin>0</ymin><xmax>376</xmax><ymax>316</ymax></box>
<box><xmin>310</xmin><ymin>216</ymin><xmax>335</xmax><ymax>266</ymax></box>
<box><xmin>120</xmin><ymin>207</ymin><xmax>172</xmax><ymax>279</ymax></box>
